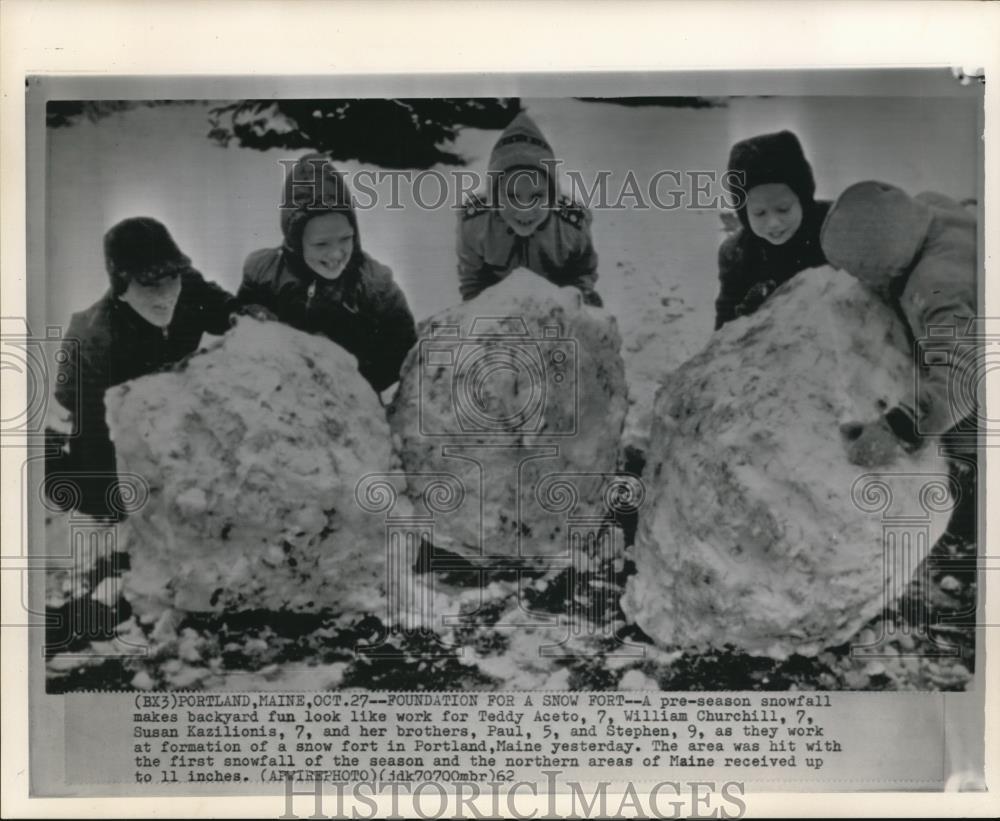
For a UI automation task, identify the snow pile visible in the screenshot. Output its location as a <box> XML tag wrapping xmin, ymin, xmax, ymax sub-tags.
<box><xmin>43</xmin><ymin>510</ymin><xmax>120</xmax><ymax>609</ymax></box>
<box><xmin>388</xmin><ymin>271</ymin><xmax>628</xmax><ymax>562</ymax></box>
<box><xmin>105</xmin><ymin>318</ymin><xmax>400</xmax><ymax>619</ymax></box>
<box><xmin>608</xmin><ymin>258</ymin><xmax>706</xmax><ymax>463</ymax></box>
<box><xmin>621</xmin><ymin>267</ymin><xmax>953</xmax><ymax>658</ymax></box>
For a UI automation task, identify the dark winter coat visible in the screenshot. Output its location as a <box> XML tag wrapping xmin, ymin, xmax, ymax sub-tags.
<box><xmin>51</xmin><ymin>270</ymin><xmax>237</xmax><ymax>517</ymax></box>
<box><xmin>238</xmin><ymin>153</ymin><xmax>417</xmax><ymax>393</ymax></box>
<box><xmin>715</xmin><ymin>130</ymin><xmax>829</xmax><ymax>330</ymax></box>
<box><xmin>714</xmin><ymin>199</ymin><xmax>831</xmax><ymax>329</ymax></box>
<box><xmin>238</xmin><ymin>248</ymin><xmax>417</xmax><ymax>393</ymax></box>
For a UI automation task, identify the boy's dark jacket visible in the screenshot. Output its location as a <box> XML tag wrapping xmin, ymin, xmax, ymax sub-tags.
<box><xmin>238</xmin><ymin>154</ymin><xmax>416</xmax><ymax>393</ymax></box>
<box><xmin>52</xmin><ymin>270</ymin><xmax>236</xmax><ymax>517</ymax></box>
<box><xmin>714</xmin><ymin>199</ymin><xmax>831</xmax><ymax>329</ymax></box>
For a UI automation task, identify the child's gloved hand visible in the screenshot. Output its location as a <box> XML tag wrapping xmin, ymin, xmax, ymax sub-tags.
<box><xmin>231</xmin><ymin>303</ymin><xmax>278</xmax><ymax>324</ymax></box>
<box><xmin>579</xmin><ymin>287</ymin><xmax>604</xmax><ymax>308</ymax></box>
<box><xmin>840</xmin><ymin>417</ymin><xmax>901</xmax><ymax>467</ymax></box>
<box><xmin>44</xmin><ymin>401</ymin><xmax>74</xmax><ymax>437</ymax></box>
<box><xmin>734</xmin><ymin>279</ymin><xmax>777</xmax><ymax>317</ymax></box>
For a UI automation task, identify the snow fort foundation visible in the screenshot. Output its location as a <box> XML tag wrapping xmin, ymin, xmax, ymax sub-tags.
<box><xmin>621</xmin><ymin>267</ymin><xmax>955</xmax><ymax>658</ymax></box>
<box><xmin>105</xmin><ymin>318</ymin><xmax>399</xmax><ymax>619</ymax></box>
<box><xmin>388</xmin><ymin>271</ymin><xmax>630</xmax><ymax>565</ymax></box>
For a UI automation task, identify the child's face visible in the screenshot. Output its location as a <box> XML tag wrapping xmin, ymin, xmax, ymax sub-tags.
<box><xmin>302</xmin><ymin>212</ymin><xmax>355</xmax><ymax>280</ymax></box>
<box><xmin>746</xmin><ymin>183</ymin><xmax>803</xmax><ymax>246</ymax></box>
<box><xmin>498</xmin><ymin>169</ymin><xmax>549</xmax><ymax>237</ymax></box>
<box><xmin>120</xmin><ymin>274</ymin><xmax>182</xmax><ymax>328</ymax></box>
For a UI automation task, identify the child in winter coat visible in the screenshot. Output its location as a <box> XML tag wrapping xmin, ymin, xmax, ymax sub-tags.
<box><xmin>820</xmin><ymin>180</ymin><xmax>978</xmax><ymax>469</ymax></box>
<box><xmin>239</xmin><ymin>154</ymin><xmax>417</xmax><ymax>395</ymax></box>
<box><xmin>457</xmin><ymin>112</ymin><xmax>602</xmax><ymax>306</ymax></box>
<box><xmin>49</xmin><ymin>217</ymin><xmax>239</xmax><ymax>518</ymax></box>
<box><xmin>715</xmin><ymin>130</ymin><xmax>831</xmax><ymax>329</ymax></box>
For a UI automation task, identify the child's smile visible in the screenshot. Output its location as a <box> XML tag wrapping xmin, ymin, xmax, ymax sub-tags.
<box><xmin>746</xmin><ymin>183</ymin><xmax>803</xmax><ymax>246</ymax></box>
<box><xmin>498</xmin><ymin>169</ymin><xmax>550</xmax><ymax>237</ymax></box>
<box><xmin>302</xmin><ymin>212</ymin><xmax>355</xmax><ymax>279</ymax></box>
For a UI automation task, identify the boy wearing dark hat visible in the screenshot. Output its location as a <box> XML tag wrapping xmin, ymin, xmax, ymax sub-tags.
<box><xmin>715</xmin><ymin>130</ymin><xmax>831</xmax><ymax>329</ymax></box>
<box><xmin>821</xmin><ymin>180</ymin><xmax>978</xmax><ymax>470</ymax></box>
<box><xmin>50</xmin><ymin>217</ymin><xmax>238</xmax><ymax>518</ymax></box>
<box><xmin>239</xmin><ymin>153</ymin><xmax>417</xmax><ymax>395</ymax></box>
<box><xmin>457</xmin><ymin>112</ymin><xmax>602</xmax><ymax>306</ymax></box>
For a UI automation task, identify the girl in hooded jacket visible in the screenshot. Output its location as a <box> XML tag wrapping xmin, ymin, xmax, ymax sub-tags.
<box><xmin>715</xmin><ymin>130</ymin><xmax>831</xmax><ymax>330</ymax></box>
<box><xmin>238</xmin><ymin>154</ymin><xmax>417</xmax><ymax>395</ymax></box>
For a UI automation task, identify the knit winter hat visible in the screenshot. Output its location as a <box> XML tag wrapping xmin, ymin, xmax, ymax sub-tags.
<box><xmin>821</xmin><ymin>180</ymin><xmax>933</xmax><ymax>291</ymax></box>
<box><xmin>488</xmin><ymin>113</ymin><xmax>556</xmax><ymax>176</ymax></box>
<box><xmin>279</xmin><ymin>153</ymin><xmax>362</xmax><ymax>262</ymax></box>
<box><xmin>103</xmin><ymin>217</ymin><xmax>191</xmax><ymax>295</ymax></box>
<box><xmin>724</xmin><ymin>130</ymin><xmax>816</xmax><ymax>223</ymax></box>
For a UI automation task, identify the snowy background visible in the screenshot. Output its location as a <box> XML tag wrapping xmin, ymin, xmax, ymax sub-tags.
<box><xmin>42</xmin><ymin>93</ymin><xmax>981</xmax><ymax>693</ymax></box>
<box><xmin>45</xmin><ymin>95</ymin><xmax>978</xmax><ymax>353</ymax></box>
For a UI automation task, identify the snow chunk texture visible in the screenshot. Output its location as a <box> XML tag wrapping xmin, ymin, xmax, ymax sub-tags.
<box><xmin>106</xmin><ymin>318</ymin><xmax>396</xmax><ymax>618</ymax></box>
<box><xmin>388</xmin><ymin>271</ymin><xmax>628</xmax><ymax>561</ymax></box>
<box><xmin>622</xmin><ymin>268</ymin><xmax>953</xmax><ymax>658</ymax></box>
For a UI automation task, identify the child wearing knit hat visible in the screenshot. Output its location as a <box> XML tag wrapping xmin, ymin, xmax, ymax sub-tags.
<box><xmin>457</xmin><ymin>112</ymin><xmax>602</xmax><ymax>306</ymax></box>
<box><xmin>821</xmin><ymin>180</ymin><xmax>978</xmax><ymax>470</ymax></box>
<box><xmin>715</xmin><ymin>130</ymin><xmax>831</xmax><ymax>330</ymax></box>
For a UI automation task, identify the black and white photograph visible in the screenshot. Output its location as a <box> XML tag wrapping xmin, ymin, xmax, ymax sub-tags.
<box><xmin>3</xmin><ymin>0</ymin><xmax>997</xmax><ymax>814</ymax></box>
<box><xmin>33</xmin><ymin>80</ymin><xmax>982</xmax><ymax>696</ymax></box>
